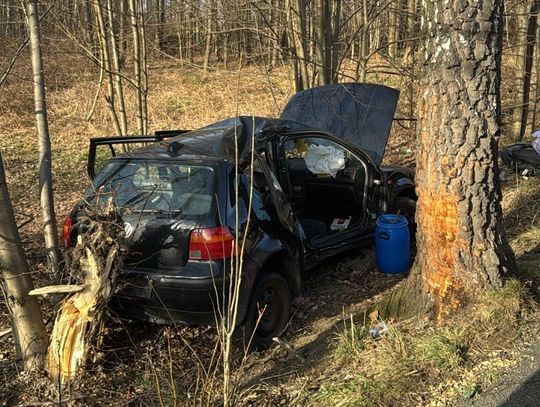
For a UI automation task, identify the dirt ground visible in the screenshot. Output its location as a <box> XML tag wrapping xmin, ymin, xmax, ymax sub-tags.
<box><xmin>1</xmin><ymin>60</ymin><xmax>540</xmax><ymax>406</ymax></box>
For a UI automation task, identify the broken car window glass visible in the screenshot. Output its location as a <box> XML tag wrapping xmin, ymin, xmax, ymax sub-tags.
<box><xmin>84</xmin><ymin>160</ymin><xmax>216</xmax><ymax>217</ymax></box>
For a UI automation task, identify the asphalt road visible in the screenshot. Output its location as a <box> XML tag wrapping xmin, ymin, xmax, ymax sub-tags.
<box><xmin>462</xmin><ymin>342</ymin><xmax>540</xmax><ymax>407</ymax></box>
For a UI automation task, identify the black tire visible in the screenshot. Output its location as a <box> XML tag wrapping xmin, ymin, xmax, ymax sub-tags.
<box><xmin>392</xmin><ymin>195</ymin><xmax>417</xmax><ymax>257</ymax></box>
<box><xmin>236</xmin><ymin>272</ymin><xmax>291</xmax><ymax>351</ymax></box>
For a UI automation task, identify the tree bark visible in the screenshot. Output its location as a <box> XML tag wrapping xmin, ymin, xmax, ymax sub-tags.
<box><xmin>511</xmin><ymin>0</ymin><xmax>539</xmax><ymax>140</ymax></box>
<box><xmin>128</xmin><ymin>0</ymin><xmax>145</xmax><ymax>134</ymax></box>
<box><xmin>94</xmin><ymin>0</ymin><xmax>122</xmax><ymax>135</ymax></box>
<box><xmin>107</xmin><ymin>0</ymin><xmax>128</xmax><ymax>135</ymax></box>
<box><xmin>139</xmin><ymin>0</ymin><xmax>148</xmax><ymax>134</ymax></box>
<box><xmin>511</xmin><ymin>0</ymin><xmax>532</xmax><ymax>139</ymax></box>
<box><xmin>286</xmin><ymin>0</ymin><xmax>310</xmax><ymax>91</ymax></box>
<box><xmin>26</xmin><ymin>0</ymin><xmax>60</xmax><ymax>276</ymax></box>
<box><xmin>387</xmin><ymin>3</ymin><xmax>398</xmax><ymax>59</ymax></box>
<box><xmin>314</xmin><ymin>0</ymin><xmax>329</xmax><ymax>85</ymax></box>
<box><xmin>203</xmin><ymin>0</ymin><xmax>213</xmax><ymax>72</ymax></box>
<box><xmin>0</xmin><ymin>151</ymin><xmax>48</xmax><ymax>370</ymax></box>
<box><xmin>411</xmin><ymin>0</ymin><xmax>515</xmax><ymax>322</ymax></box>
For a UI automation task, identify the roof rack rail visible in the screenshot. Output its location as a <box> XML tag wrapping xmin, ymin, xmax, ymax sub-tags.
<box><xmin>154</xmin><ymin>129</ymin><xmax>191</xmax><ymax>138</ymax></box>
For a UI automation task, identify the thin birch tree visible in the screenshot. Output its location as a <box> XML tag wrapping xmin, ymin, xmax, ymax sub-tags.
<box><xmin>26</xmin><ymin>0</ymin><xmax>60</xmax><ymax>276</ymax></box>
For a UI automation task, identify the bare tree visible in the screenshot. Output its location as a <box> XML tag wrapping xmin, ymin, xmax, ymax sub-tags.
<box><xmin>26</xmin><ymin>0</ymin><xmax>60</xmax><ymax>275</ymax></box>
<box><xmin>511</xmin><ymin>0</ymin><xmax>539</xmax><ymax>140</ymax></box>
<box><xmin>94</xmin><ymin>0</ymin><xmax>123</xmax><ymax>135</ymax></box>
<box><xmin>399</xmin><ymin>0</ymin><xmax>515</xmax><ymax>322</ymax></box>
<box><xmin>128</xmin><ymin>0</ymin><xmax>148</xmax><ymax>134</ymax></box>
<box><xmin>107</xmin><ymin>0</ymin><xmax>129</xmax><ymax>135</ymax></box>
<box><xmin>0</xmin><ymin>151</ymin><xmax>48</xmax><ymax>370</ymax></box>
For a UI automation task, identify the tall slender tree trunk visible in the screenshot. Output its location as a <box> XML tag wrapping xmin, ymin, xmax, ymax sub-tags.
<box><xmin>356</xmin><ymin>0</ymin><xmax>370</xmax><ymax>82</ymax></box>
<box><xmin>512</xmin><ymin>0</ymin><xmax>539</xmax><ymax>140</ymax></box>
<box><xmin>407</xmin><ymin>0</ymin><xmax>515</xmax><ymax>322</ymax></box>
<box><xmin>511</xmin><ymin>0</ymin><xmax>532</xmax><ymax>139</ymax></box>
<box><xmin>387</xmin><ymin>4</ymin><xmax>398</xmax><ymax>59</ymax></box>
<box><xmin>203</xmin><ymin>0</ymin><xmax>213</xmax><ymax>72</ymax></box>
<box><xmin>404</xmin><ymin>0</ymin><xmax>417</xmax><ymax>65</ymax></box>
<box><xmin>128</xmin><ymin>0</ymin><xmax>145</xmax><ymax>134</ymax></box>
<box><xmin>330</xmin><ymin>0</ymin><xmax>341</xmax><ymax>82</ymax></box>
<box><xmin>156</xmin><ymin>0</ymin><xmax>165</xmax><ymax>51</ymax></box>
<box><xmin>94</xmin><ymin>0</ymin><xmax>122</xmax><ymax>135</ymax></box>
<box><xmin>26</xmin><ymin>0</ymin><xmax>60</xmax><ymax>276</ymax></box>
<box><xmin>0</xmin><ymin>151</ymin><xmax>48</xmax><ymax>370</ymax></box>
<box><xmin>139</xmin><ymin>0</ymin><xmax>148</xmax><ymax>134</ymax></box>
<box><xmin>314</xmin><ymin>0</ymin><xmax>329</xmax><ymax>85</ymax></box>
<box><xmin>287</xmin><ymin>0</ymin><xmax>309</xmax><ymax>91</ymax></box>
<box><xmin>107</xmin><ymin>0</ymin><xmax>128</xmax><ymax>135</ymax></box>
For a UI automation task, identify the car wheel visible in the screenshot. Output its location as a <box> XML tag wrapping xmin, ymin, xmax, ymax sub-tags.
<box><xmin>392</xmin><ymin>196</ymin><xmax>417</xmax><ymax>253</ymax></box>
<box><xmin>237</xmin><ymin>272</ymin><xmax>291</xmax><ymax>351</ymax></box>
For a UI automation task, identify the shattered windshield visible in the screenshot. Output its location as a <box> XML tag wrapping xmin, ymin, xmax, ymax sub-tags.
<box><xmin>84</xmin><ymin>159</ymin><xmax>216</xmax><ymax>217</ymax></box>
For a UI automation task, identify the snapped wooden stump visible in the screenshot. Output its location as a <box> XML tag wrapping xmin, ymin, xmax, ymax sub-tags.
<box><xmin>31</xmin><ymin>214</ymin><xmax>123</xmax><ymax>383</ymax></box>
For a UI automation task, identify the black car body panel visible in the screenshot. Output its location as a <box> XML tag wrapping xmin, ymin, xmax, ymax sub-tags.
<box><xmin>72</xmin><ymin>84</ymin><xmax>414</xmax><ymax>328</ymax></box>
<box><xmin>280</xmin><ymin>83</ymin><xmax>400</xmax><ymax>164</ymax></box>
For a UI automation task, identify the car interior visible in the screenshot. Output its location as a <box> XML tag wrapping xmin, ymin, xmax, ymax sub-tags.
<box><xmin>280</xmin><ymin>136</ymin><xmax>368</xmax><ymax>242</ymax></box>
<box><xmin>90</xmin><ymin>161</ymin><xmax>215</xmax><ymax>217</ymax></box>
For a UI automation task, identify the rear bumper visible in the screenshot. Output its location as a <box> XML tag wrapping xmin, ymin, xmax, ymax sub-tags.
<box><xmin>110</xmin><ymin>260</ymin><xmax>256</xmax><ymax>326</ymax></box>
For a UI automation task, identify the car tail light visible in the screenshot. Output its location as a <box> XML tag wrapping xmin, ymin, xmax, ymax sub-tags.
<box><xmin>62</xmin><ymin>217</ymin><xmax>73</xmax><ymax>248</ymax></box>
<box><xmin>189</xmin><ymin>226</ymin><xmax>235</xmax><ymax>260</ymax></box>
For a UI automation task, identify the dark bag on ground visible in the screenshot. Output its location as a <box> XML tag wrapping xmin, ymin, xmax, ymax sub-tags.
<box><xmin>501</xmin><ymin>143</ymin><xmax>540</xmax><ymax>175</ymax></box>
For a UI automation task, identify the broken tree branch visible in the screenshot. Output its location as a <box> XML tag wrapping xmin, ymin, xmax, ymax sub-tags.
<box><xmin>46</xmin><ymin>207</ymin><xmax>124</xmax><ymax>383</ymax></box>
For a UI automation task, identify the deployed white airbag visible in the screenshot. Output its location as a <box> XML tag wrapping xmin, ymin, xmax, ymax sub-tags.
<box><xmin>304</xmin><ymin>144</ymin><xmax>346</xmax><ymax>177</ymax></box>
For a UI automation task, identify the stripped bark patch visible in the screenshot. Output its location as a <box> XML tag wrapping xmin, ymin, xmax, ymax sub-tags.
<box><xmin>416</xmin><ymin>189</ymin><xmax>465</xmax><ymax>323</ymax></box>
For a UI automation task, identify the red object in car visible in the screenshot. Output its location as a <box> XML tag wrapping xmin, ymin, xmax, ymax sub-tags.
<box><xmin>189</xmin><ymin>226</ymin><xmax>235</xmax><ymax>260</ymax></box>
<box><xmin>62</xmin><ymin>217</ymin><xmax>73</xmax><ymax>248</ymax></box>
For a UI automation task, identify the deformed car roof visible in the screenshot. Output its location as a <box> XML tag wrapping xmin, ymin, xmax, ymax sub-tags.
<box><xmin>123</xmin><ymin>116</ymin><xmax>320</xmax><ymax>165</ymax></box>
<box><xmin>120</xmin><ymin>83</ymin><xmax>399</xmax><ymax>166</ymax></box>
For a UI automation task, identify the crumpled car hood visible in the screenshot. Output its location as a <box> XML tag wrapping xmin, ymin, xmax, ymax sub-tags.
<box><xmin>280</xmin><ymin>83</ymin><xmax>400</xmax><ymax>164</ymax></box>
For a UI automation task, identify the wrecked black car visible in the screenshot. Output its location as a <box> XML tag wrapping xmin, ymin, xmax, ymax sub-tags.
<box><xmin>63</xmin><ymin>83</ymin><xmax>416</xmax><ymax>349</ymax></box>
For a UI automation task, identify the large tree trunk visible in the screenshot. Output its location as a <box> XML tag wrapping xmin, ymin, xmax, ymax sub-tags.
<box><xmin>26</xmin><ymin>0</ymin><xmax>60</xmax><ymax>276</ymax></box>
<box><xmin>411</xmin><ymin>0</ymin><xmax>515</xmax><ymax>322</ymax></box>
<box><xmin>0</xmin><ymin>151</ymin><xmax>48</xmax><ymax>370</ymax></box>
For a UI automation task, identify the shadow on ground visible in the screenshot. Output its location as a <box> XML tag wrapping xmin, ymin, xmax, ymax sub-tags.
<box><xmin>501</xmin><ymin>367</ymin><xmax>540</xmax><ymax>407</ymax></box>
<box><xmin>238</xmin><ymin>247</ymin><xmax>405</xmax><ymax>398</ymax></box>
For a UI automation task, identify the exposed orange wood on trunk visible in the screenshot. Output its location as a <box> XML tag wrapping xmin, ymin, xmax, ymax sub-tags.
<box><xmin>416</xmin><ymin>188</ymin><xmax>464</xmax><ymax>323</ymax></box>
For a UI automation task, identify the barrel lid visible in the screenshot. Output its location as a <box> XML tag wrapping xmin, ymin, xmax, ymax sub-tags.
<box><xmin>376</xmin><ymin>214</ymin><xmax>408</xmax><ymax>228</ymax></box>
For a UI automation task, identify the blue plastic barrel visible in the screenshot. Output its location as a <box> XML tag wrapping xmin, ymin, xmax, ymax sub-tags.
<box><xmin>375</xmin><ymin>214</ymin><xmax>410</xmax><ymax>274</ymax></box>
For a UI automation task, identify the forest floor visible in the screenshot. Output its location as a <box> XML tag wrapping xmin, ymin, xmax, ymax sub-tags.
<box><xmin>1</xmin><ymin>58</ymin><xmax>540</xmax><ymax>406</ymax></box>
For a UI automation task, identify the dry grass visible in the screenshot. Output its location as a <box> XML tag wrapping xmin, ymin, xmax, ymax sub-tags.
<box><xmin>1</xmin><ymin>53</ymin><xmax>540</xmax><ymax>406</ymax></box>
<box><xmin>308</xmin><ymin>279</ymin><xmax>537</xmax><ymax>406</ymax></box>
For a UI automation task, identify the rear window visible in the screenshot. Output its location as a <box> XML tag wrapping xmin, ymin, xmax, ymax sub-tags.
<box><xmin>84</xmin><ymin>160</ymin><xmax>216</xmax><ymax>218</ymax></box>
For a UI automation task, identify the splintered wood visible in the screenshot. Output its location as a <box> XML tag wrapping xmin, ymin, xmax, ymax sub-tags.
<box><xmin>47</xmin><ymin>242</ymin><xmax>118</xmax><ymax>382</ymax></box>
<box><xmin>37</xmin><ymin>211</ymin><xmax>123</xmax><ymax>384</ymax></box>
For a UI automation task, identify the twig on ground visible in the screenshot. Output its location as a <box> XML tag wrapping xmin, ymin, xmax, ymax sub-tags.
<box><xmin>272</xmin><ymin>337</ymin><xmax>306</xmax><ymax>362</ymax></box>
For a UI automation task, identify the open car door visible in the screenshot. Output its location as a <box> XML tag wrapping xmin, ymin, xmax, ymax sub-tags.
<box><xmin>87</xmin><ymin>130</ymin><xmax>190</xmax><ymax>179</ymax></box>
